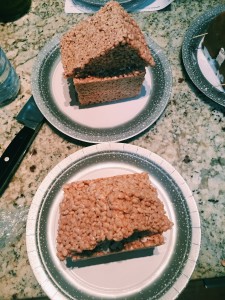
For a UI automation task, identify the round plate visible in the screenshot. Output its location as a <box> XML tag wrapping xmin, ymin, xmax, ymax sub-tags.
<box><xmin>182</xmin><ymin>5</ymin><xmax>225</xmax><ymax>107</ymax></box>
<box><xmin>26</xmin><ymin>143</ymin><xmax>201</xmax><ymax>300</ymax></box>
<box><xmin>31</xmin><ymin>34</ymin><xmax>172</xmax><ymax>143</ymax></box>
<box><xmin>74</xmin><ymin>0</ymin><xmax>138</xmax><ymax>6</ymax></box>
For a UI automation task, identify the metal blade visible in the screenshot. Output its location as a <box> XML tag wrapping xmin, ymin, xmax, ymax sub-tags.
<box><xmin>16</xmin><ymin>95</ymin><xmax>44</xmax><ymax>130</ymax></box>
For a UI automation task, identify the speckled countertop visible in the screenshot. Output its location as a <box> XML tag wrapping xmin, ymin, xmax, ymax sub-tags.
<box><xmin>0</xmin><ymin>0</ymin><xmax>225</xmax><ymax>299</ymax></box>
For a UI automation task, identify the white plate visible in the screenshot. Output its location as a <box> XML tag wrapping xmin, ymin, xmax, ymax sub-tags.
<box><xmin>31</xmin><ymin>34</ymin><xmax>172</xmax><ymax>143</ymax></box>
<box><xmin>26</xmin><ymin>143</ymin><xmax>201</xmax><ymax>300</ymax></box>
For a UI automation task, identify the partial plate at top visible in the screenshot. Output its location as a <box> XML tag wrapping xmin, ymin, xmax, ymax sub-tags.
<box><xmin>31</xmin><ymin>34</ymin><xmax>172</xmax><ymax>143</ymax></box>
<box><xmin>182</xmin><ymin>5</ymin><xmax>225</xmax><ymax>107</ymax></box>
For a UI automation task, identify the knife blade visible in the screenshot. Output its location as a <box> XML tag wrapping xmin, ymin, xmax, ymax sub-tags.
<box><xmin>0</xmin><ymin>95</ymin><xmax>44</xmax><ymax>196</ymax></box>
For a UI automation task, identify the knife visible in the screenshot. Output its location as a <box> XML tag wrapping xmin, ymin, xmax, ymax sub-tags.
<box><xmin>0</xmin><ymin>96</ymin><xmax>44</xmax><ymax>196</ymax></box>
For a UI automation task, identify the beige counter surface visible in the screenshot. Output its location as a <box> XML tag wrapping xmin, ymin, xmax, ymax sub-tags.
<box><xmin>0</xmin><ymin>0</ymin><xmax>225</xmax><ymax>298</ymax></box>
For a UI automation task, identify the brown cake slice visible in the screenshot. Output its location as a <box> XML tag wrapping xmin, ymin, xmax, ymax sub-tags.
<box><xmin>56</xmin><ymin>172</ymin><xmax>173</xmax><ymax>262</ymax></box>
<box><xmin>202</xmin><ymin>11</ymin><xmax>225</xmax><ymax>88</ymax></box>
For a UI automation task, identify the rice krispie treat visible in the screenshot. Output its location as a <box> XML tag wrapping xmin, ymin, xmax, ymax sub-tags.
<box><xmin>60</xmin><ymin>0</ymin><xmax>155</xmax><ymax>78</ymax></box>
<box><xmin>56</xmin><ymin>172</ymin><xmax>173</xmax><ymax>261</ymax></box>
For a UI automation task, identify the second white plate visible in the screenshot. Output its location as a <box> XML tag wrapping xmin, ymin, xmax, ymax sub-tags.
<box><xmin>26</xmin><ymin>143</ymin><xmax>201</xmax><ymax>300</ymax></box>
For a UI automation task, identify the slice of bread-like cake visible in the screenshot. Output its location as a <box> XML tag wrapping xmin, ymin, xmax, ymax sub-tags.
<box><xmin>56</xmin><ymin>172</ymin><xmax>173</xmax><ymax>262</ymax></box>
<box><xmin>60</xmin><ymin>0</ymin><xmax>155</xmax><ymax>78</ymax></box>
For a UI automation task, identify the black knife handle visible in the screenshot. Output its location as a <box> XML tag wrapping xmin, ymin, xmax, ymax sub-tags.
<box><xmin>0</xmin><ymin>126</ymin><xmax>37</xmax><ymax>196</ymax></box>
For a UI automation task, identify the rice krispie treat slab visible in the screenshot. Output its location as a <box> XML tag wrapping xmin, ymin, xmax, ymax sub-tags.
<box><xmin>56</xmin><ymin>172</ymin><xmax>173</xmax><ymax>261</ymax></box>
<box><xmin>182</xmin><ymin>5</ymin><xmax>225</xmax><ymax>107</ymax></box>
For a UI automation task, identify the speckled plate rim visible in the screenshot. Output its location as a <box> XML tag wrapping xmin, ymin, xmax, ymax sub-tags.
<box><xmin>31</xmin><ymin>34</ymin><xmax>172</xmax><ymax>144</ymax></box>
<box><xmin>182</xmin><ymin>5</ymin><xmax>225</xmax><ymax>107</ymax></box>
<box><xmin>26</xmin><ymin>143</ymin><xmax>201</xmax><ymax>300</ymax></box>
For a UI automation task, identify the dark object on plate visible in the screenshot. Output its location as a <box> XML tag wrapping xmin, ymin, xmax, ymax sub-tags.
<box><xmin>0</xmin><ymin>0</ymin><xmax>32</xmax><ymax>22</ymax></box>
<box><xmin>202</xmin><ymin>11</ymin><xmax>225</xmax><ymax>89</ymax></box>
<box><xmin>202</xmin><ymin>11</ymin><xmax>225</xmax><ymax>59</ymax></box>
<box><xmin>0</xmin><ymin>96</ymin><xmax>44</xmax><ymax>196</ymax></box>
<box><xmin>26</xmin><ymin>143</ymin><xmax>201</xmax><ymax>300</ymax></box>
<box><xmin>182</xmin><ymin>5</ymin><xmax>225</xmax><ymax>107</ymax></box>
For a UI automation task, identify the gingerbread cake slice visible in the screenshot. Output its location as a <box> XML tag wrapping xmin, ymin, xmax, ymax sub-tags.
<box><xmin>56</xmin><ymin>172</ymin><xmax>173</xmax><ymax>262</ymax></box>
<box><xmin>60</xmin><ymin>0</ymin><xmax>155</xmax><ymax>79</ymax></box>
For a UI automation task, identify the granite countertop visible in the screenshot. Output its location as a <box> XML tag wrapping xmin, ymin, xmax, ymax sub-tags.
<box><xmin>0</xmin><ymin>0</ymin><xmax>225</xmax><ymax>299</ymax></box>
